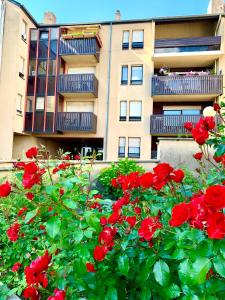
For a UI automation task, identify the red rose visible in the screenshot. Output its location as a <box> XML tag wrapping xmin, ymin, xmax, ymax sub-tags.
<box><xmin>12</xmin><ymin>262</ymin><xmax>22</xmax><ymax>272</ymax></box>
<box><xmin>205</xmin><ymin>185</ymin><xmax>225</xmax><ymax>210</ymax></box>
<box><xmin>202</xmin><ymin>116</ymin><xmax>215</xmax><ymax>131</ymax></box>
<box><xmin>184</xmin><ymin>122</ymin><xmax>193</xmax><ymax>132</ymax></box>
<box><xmin>59</xmin><ymin>188</ymin><xmax>64</xmax><ymax>196</ymax></box>
<box><xmin>206</xmin><ymin>212</ymin><xmax>225</xmax><ymax>239</ymax></box>
<box><xmin>134</xmin><ymin>206</ymin><xmax>142</xmax><ymax>215</ymax></box>
<box><xmin>93</xmin><ymin>245</ymin><xmax>109</xmax><ymax>261</ymax></box>
<box><xmin>86</xmin><ymin>262</ymin><xmax>96</xmax><ymax>272</ymax></box>
<box><xmin>192</xmin><ymin>126</ymin><xmax>209</xmax><ymax>145</ymax></box>
<box><xmin>26</xmin><ymin>192</ymin><xmax>34</xmax><ymax>200</ymax></box>
<box><xmin>100</xmin><ymin>216</ymin><xmax>108</xmax><ymax>226</ymax></box>
<box><xmin>213</xmin><ymin>103</ymin><xmax>221</xmax><ymax>112</ymax></box>
<box><xmin>193</xmin><ymin>152</ymin><xmax>203</xmax><ymax>160</ymax></box>
<box><xmin>139</xmin><ymin>172</ymin><xmax>153</xmax><ymax>188</ymax></box>
<box><xmin>18</xmin><ymin>207</ymin><xmax>28</xmax><ymax>216</ymax></box>
<box><xmin>213</xmin><ymin>155</ymin><xmax>223</xmax><ymax>163</ymax></box>
<box><xmin>23</xmin><ymin>286</ymin><xmax>39</xmax><ymax>300</ymax></box>
<box><xmin>0</xmin><ymin>181</ymin><xmax>11</xmax><ymax>197</ymax></box>
<box><xmin>125</xmin><ymin>216</ymin><xmax>136</xmax><ymax>229</ymax></box>
<box><xmin>74</xmin><ymin>155</ymin><xmax>80</xmax><ymax>160</ymax></box>
<box><xmin>153</xmin><ymin>163</ymin><xmax>174</xmax><ymax>176</ymax></box>
<box><xmin>108</xmin><ymin>211</ymin><xmax>121</xmax><ymax>224</ymax></box>
<box><xmin>170</xmin><ymin>169</ymin><xmax>185</xmax><ymax>183</ymax></box>
<box><xmin>169</xmin><ymin>202</ymin><xmax>190</xmax><ymax>227</ymax></box>
<box><xmin>48</xmin><ymin>289</ymin><xmax>66</xmax><ymax>300</ymax></box>
<box><xmin>138</xmin><ymin>217</ymin><xmax>162</xmax><ymax>241</ymax></box>
<box><xmin>94</xmin><ymin>194</ymin><xmax>103</xmax><ymax>199</ymax></box>
<box><xmin>7</xmin><ymin>223</ymin><xmax>20</xmax><ymax>242</ymax></box>
<box><xmin>98</xmin><ymin>226</ymin><xmax>117</xmax><ymax>248</ymax></box>
<box><xmin>26</xmin><ymin>147</ymin><xmax>38</xmax><ymax>159</ymax></box>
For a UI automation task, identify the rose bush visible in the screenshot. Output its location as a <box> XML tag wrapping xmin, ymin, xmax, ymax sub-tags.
<box><xmin>1</xmin><ymin>103</ymin><xmax>225</xmax><ymax>299</ymax></box>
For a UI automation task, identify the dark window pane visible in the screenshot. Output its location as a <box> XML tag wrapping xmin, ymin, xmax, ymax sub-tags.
<box><xmin>48</xmin><ymin>60</ymin><xmax>56</xmax><ymax>76</ymax></box>
<box><xmin>48</xmin><ymin>76</ymin><xmax>56</xmax><ymax>95</ymax></box>
<box><xmin>36</xmin><ymin>76</ymin><xmax>46</xmax><ymax>96</ymax></box>
<box><xmin>27</xmin><ymin>76</ymin><xmax>35</xmax><ymax>95</ymax></box>
<box><xmin>30</xmin><ymin>41</ymin><xmax>37</xmax><ymax>59</ymax></box>
<box><xmin>49</xmin><ymin>40</ymin><xmax>57</xmax><ymax>59</ymax></box>
<box><xmin>38</xmin><ymin>40</ymin><xmax>49</xmax><ymax>59</ymax></box>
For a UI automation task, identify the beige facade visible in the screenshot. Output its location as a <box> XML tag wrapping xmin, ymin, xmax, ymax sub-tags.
<box><xmin>0</xmin><ymin>0</ymin><xmax>224</xmax><ymax>163</ymax></box>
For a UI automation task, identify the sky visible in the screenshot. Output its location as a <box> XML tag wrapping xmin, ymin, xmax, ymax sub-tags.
<box><xmin>16</xmin><ymin>0</ymin><xmax>210</xmax><ymax>24</ymax></box>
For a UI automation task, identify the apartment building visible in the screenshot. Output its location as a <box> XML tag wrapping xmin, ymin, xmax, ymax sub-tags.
<box><xmin>0</xmin><ymin>0</ymin><xmax>224</xmax><ymax>161</ymax></box>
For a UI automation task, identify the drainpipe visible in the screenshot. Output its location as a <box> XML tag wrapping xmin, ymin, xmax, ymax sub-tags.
<box><xmin>0</xmin><ymin>0</ymin><xmax>6</xmax><ymax>79</ymax></box>
<box><xmin>103</xmin><ymin>22</ymin><xmax>112</xmax><ymax>161</ymax></box>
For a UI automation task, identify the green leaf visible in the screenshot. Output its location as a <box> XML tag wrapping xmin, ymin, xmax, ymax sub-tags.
<box><xmin>105</xmin><ymin>287</ymin><xmax>118</xmax><ymax>300</ymax></box>
<box><xmin>25</xmin><ymin>208</ymin><xmax>39</xmax><ymax>224</ymax></box>
<box><xmin>191</xmin><ymin>257</ymin><xmax>211</xmax><ymax>285</ymax></box>
<box><xmin>46</xmin><ymin>216</ymin><xmax>61</xmax><ymax>239</ymax></box>
<box><xmin>213</xmin><ymin>255</ymin><xmax>225</xmax><ymax>278</ymax></box>
<box><xmin>178</xmin><ymin>259</ymin><xmax>192</xmax><ymax>285</ymax></box>
<box><xmin>140</xmin><ymin>286</ymin><xmax>151</xmax><ymax>300</ymax></box>
<box><xmin>137</xmin><ymin>256</ymin><xmax>156</xmax><ymax>283</ymax></box>
<box><xmin>64</xmin><ymin>198</ymin><xmax>77</xmax><ymax>209</ymax></box>
<box><xmin>118</xmin><ymin>254</ymin><xmax>129</xmax><ymax>276</ymax></box>
<box><xmin>153</xmin><ymin>260</ymin><xmax>170</xmax><ymax>287</ymax></box>
<box><xmin>162</xmin><ymin>283</ymin><xmax>181</xmax><ymax>299</ymax></box>
<box><xmin>74</xmin><ymin>229</ymin><xmax>83</xmax><ymax>243</ymax></box>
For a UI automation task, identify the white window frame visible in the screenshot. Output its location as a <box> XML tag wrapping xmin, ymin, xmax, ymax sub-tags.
<box><xmin>128</xmin><ymin>137</ymin><xmax>141</xmax><ymax>158</ymax></box>
<box><xmin>21</xmin><ymin>20</ymin><xmax>27</xmax><ymax>41</ymax></box>
<box><xmin>118</xmin><ymin>137</ymin><xmax>126</xmax><ymax>157</ymax></box>
<box><xmin>19</xmin><ymin>56</ymin><xmax>25</xmax><ymax>77</ymax></box>
<box><xmin>120</xmin><ymin>101</ymin><xmax>127</xmax><ymax>121</ymax></box>
<box><xmin>132</xmin><ymin>30</ymin><xmax>144</xmax><ymax>48</ymax></box>
<box><xmin>122</xmin><ymin>31</ymin><xmax>129</xmax><ymax>49</ymax></box>
<box><xmin>16</xmin><ymin>94</ymin><xmax>23</xmax><ymax>114</ymax></box>
<box><xmin>129</xmin><ymin>101</ymin><xmax>142</xmax><ymax>121</ymax></box>
<box><xmin>36</xmin><ymin>97</ymin><xmax>45</xmax><ymax>111</ymax></box>
<box><xmin>131</xmin><ymin>65</ymin><xmax>143</xmax><ymax>85</ymax></box>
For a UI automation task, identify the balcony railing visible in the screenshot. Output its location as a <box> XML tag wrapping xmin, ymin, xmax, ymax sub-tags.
<box><xmin>150</xmin><ymin>115</ymin><xmax>202</xmax><ymax>135</ymax></box>
<box><xmin>59</xmin><ymin>37</ymin><xmax>100</xmax><ymax>61</ymax></box>
<box><xmin>58</xmin><ymin>74</ymin><xmax>98</xmax><ymax>97</ymax></box>
<box><xmin>24</xmin><ymin>112</ymin><xmax>54</xmax><ymax>133</ymax></box>
<box><xmin>155</xmin><ymin>36</ymin><xmax>221</xmax><ymax>53</ymax></box>
<box><xmin>56</xmin><ymin>112</ymin><xmax>97</xmax><ymax>132</ymax></box>
<box><xmin>152</xmin><ymin>75</ymin><xmax>223</xmax><ymax>96</ymax></box>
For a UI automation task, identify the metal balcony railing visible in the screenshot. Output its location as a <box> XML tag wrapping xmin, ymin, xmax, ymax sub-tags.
<box><xmin>56</xmin><ymin>112</ymin><xmax>97</xmax><ymax>132</ymax></box>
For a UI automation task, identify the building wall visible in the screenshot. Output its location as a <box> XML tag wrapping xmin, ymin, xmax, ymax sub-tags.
<box><xmin>0</xmin><ymin>0</ymin><xmax>36</xmax><ymax>160</ymax></box>
<box><xmin>106</xmin><ymin>22</ymin><xmax>154</xmax><ymax>161</ymax></box>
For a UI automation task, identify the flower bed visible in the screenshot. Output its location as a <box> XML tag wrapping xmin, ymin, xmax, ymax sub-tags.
<box><xmin>0</xmin><ymin>103</ymin><xmax>225</xmax><ymax>299</ymax></box>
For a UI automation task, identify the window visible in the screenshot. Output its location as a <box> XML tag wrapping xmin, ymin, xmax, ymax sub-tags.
<box><xmin>129</xmin><ymin>101</ymin><xmax>142</xmax><ymax>121</ymax></box>
<box><xmin>21</xmin><ymin>20</ymin><xmax>27</xmax><ymax>41</ymax></box>
<box><xmin>131</xmin><ymin>65</ymin><xmax>143</xmax><ymax>85</ymax></box>
<box><xmin>36</xmin><ymin>97</ymin><xmax>45</xmax><ymax>111</ymax></box>
<box><xmin>120</xmin><ymin>101</ymin><xmax>127</xmax><ymax>121</ymax></box>
<box><xmin>182</xmin><ymin>109</ymin><xmax>200</xmax><ymax>115</ymax></box>
<box><xmin>121</xmin><ymin>65</ymin><xmax>128</xmax><ymax>85</ymax></box>
<box><xmin>132</xmin><ymin>30</ymin><xmax>144</xmax><ymax>49</ymax></box>
<box><xmin>40</xmin><ymin>31</ymin><xmax>49</xmax><ymax>40</ymax></box>
<box><xmin>118</xmin><ymin>137</ymin><xmax>126</xmax><ymax>158</ymax></box>
<box><xmin>29</xmin><ymin>60</ymin><xmax>36</xmax><ymax>76</ymax></box>
<box><xmin>128</xmin><ymin>138</ymin><xmax>140</xmax><ymax>158</ymax></box>
<box><xmin>122</xmin><ymin>31</ymin><xmax>129</xmax><ymax>50</ymax></box>
<box><xmin>19</xmin><ymin>57</ymin><xmax>25</xmax><ymax>78</ymax></box>
<box><xmin>26</xmin><ymin>98</ymin><xmax>33</xmax><ymax>112</ymax></box>
<box><xmin>38</xmin><ymin>60</ymin><xmax>47</xmax><ymax>75</ymax></box>
<box><xmin>16</xmin><ymin>94</ymin><xmax>23</xmax><ymax>114</ymax></box>
<box><xmin>46</xmin><ymin>96</ymin><xmax>55</xmax><ymax>112</ymax></box>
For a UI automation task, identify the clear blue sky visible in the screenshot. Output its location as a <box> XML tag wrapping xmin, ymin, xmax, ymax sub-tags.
<box><xmin>18</xmin><ymin>0</ymin><xmax>210</xmax><ymax>24</ymax></box>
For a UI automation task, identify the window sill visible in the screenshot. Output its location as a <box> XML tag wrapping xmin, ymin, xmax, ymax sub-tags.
<box><xmin>16</xmin><ymin>111</ymin><xmax>23</xmax><ymax>116</ymax></box>
<box><xmin>130</xmin><ymin>81</ymin><xmax>143</xmax><ymax>85</ymax></box>
<box><xmin>118</xmin><ymin>154</ymin><xmax>125</xmax><ymax>158</ymax></box>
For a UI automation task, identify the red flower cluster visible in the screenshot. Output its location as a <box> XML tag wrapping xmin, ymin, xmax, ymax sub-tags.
<box><xmin>47</xmin><ymin>289</ymin><xmax>66</xmax><ymax>300</ymax></box>
<box><xmin>193</xmin><ymin>152</ymin><xmax>203</xmax><ymax>160</ymax></box>
<box><xmin>184</xmin><ymin>117</ymin><xmax>215</xmax><ymax>145</ymax></box>
<box><xmin>12</xmin><ymin>262</ymin><xmax>22</xmax><ymax>272</ymax></box>
<box><xmin>0</xmin><ymin>181</ymin><xmax>11</xmax><ymax>197</ymax></box>
<box><xmin>52</xmin><ymin>162</ymin><xmax>70</xmax><ymax>174</ymax></box>
<box><xmin>23</xmin><ymin>251</ymin><xmax>52</xmax><ymax>299</ymax></box>
<box><xmin>213</xmin><ymin>103</ymin><xmax>221</xmax><ymax>112</ymax></box>
<box><xmin>22</xmin><ymin>162</ymin><xmax>45</xmax><ymax>189</ymax></box>
<box><xmin>169</xmin><ymin>185</ymin><xmax>225</xmax><ymax>239</ymax></box>
<box><xmin>94</xmin><ymin>226</ymin><xmax>118</xmax><ymax>261</ymax></box>
<box><xmin>7</xmin><ymin>222</ymin><xmax>20</xmax><ymax>242</ymax></box>
<box><xmin>26</xmin><ymin>147</ymin><xmax>38</xmax><ymax>159</ymax></box>
<box><xmin>74</xmin><ymin>155</ymin><xmax>80</xmax><ymax>160</ymax></box>
<box><xmin>90</xmin><ymin>202</ymin><xmax>102</xmax><ymax>212</ymax></box>
<box><xmin>86</xmin><ymin>262</ymin><xmax>96</xmax><ymax>272</ymax></box>
<box><xmin>138</xmin><ymin>217</ymin><xmax>162</xmax><ymax>241</ymax></box>
<box><xmin>111</xmin><ymin>164</ymin><xmax>184</xmax><ymax>192</ymax></box>
<box><xmin>18</xmin><ymin>207</ymin><xmax>28</xmax><ymax>216</ymax></box>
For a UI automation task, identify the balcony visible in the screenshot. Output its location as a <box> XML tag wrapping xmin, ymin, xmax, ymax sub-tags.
<box><xmin>152</xmin><ymin>75</ymin><xmax>223</xmax><ymax>101</ymax></box>
<box><xmin>24</xmin><ymin>112</ymin><xmax>54</xmax><ymax>133</ymax></box>
<box><xmin>58</xmin><ymin>74</ymin><xmax>98</xmax><ymax>98</ymax></box>
<box><xmin>153</xmin><ymin>36</ymin><xmax>222</xmax><ymax>68</ymax></box>
<box><xmin>59</xmin><ymin>37</ymin><xmax>101</xmax><ymax>63</ymax></box>
<box><xmin>150</xmin><ymin>114</ymin><xmax>202</xmax><ymax>135</ymax></box>
<box><xmin>56</xmin><ymin>112</ymin><xmax>97</xmax><ymax>133</ymax></box>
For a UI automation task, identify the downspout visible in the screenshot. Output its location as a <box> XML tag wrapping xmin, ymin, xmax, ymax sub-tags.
<box><xmin>0</xmin><ymin>0</ymin><xmax>6</xmax><ymax>79</ymax></box>
<box><xmin>103</xmin><ymin>22</ymin><xmax>112</xmax><ymax>161</ymax></box>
